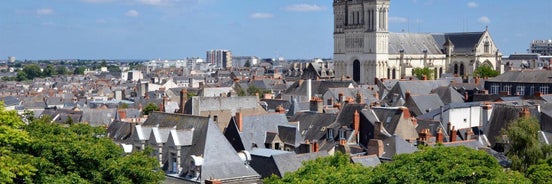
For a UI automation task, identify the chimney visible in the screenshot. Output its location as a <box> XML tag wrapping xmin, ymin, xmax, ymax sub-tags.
<box><xmin>275</xmin><ymin>105</ymin><xmax>286</xmax><ymax>114</ymax></box>
<box><xmin>236</xmin><ymin>112</ymin><xmax>243</xmax><ymax>131</ymax></box>
<box><xmin>118</xmin><ymin>109</ymin><xmax>127</xmax><ymax>120</ymax></box>
<box><xmin>356</xmin><ymin>91</ymin><xmax>364</xmax><ymax>104</ymax></box>
<box><xmin>333</xmin><ymin>103</ymin><xmax>341</xmax><ymax>110</ymax></box>
<box><xmin>450</xmin><ymin>126</ymin><xmax>457</xmax><ymax>142</ymax></box>
<box><xmin>519</xmin><ymin>107</ymin><xmax>530</xmax><ymax>118</ymax></box>
<box><xmin>338</xmin><ymin>92</ymin><xmax>344</xmax><ymax>103</ymax></box>
<box><xmin>367</xmin><ymin>139</ymin><xmax>384</xmax><ymax>156</ymax></box>
<box><xmin>205</xmin><ymin>179</ymin><xmax>222</xmax><ymax>184</ymax></box>
<box><xmin>464</xmin><ymin>92</ymin><xmax>469</xmax><ymax>101</ymax></box>
<box><xmin>263</xmin><ymin>93</ymin><xmax>273</xmax><ymax>99</ymax></box>
<box><xmin>161</xmin><ymin>95</ymin><xmax>168</xmax><ymax>112</ymax></box>
<box><xmin>138</xmin><ymin>103</ymin><xmax>143</xmax><ymax>111</ymax></box>
<box><xmin>179</xmin><ymin>89</ymin><xmax>187</xmax><ymax>114</ymax></box>
<box><xmin>535</xmin><ymin>91</ymin><xmax>542</xmax><ymax>97</ymax></box>
<box><xmin>307</xmin><ymin>79</ymin><xmax>312</xmax><ymax>101</ymax></box>
<box><xmin>474</xmin><ymin>77</ymin><xmax>480</xmax><ymax>85</ymax></box>
<box><xmin>309</xmin><ymin>97</ymin><xmax>323</xmax><ymax>113</ymax></box>
<box><xmin>405</xmin><ymin>90</ymin><xmax>411</xmax><ymax>100</ymax></box>
<box><xmin>339</xmin><ymin>138</ymin><xmax>347</xmax><ymax>146</ymax></box>
<box><xmin>158</xmin><ymin>102</ymin><xmax>164</xmax><ymax>112</ymax></box>
<box><xmin>401</xmin><ymin>107</ymin><xmax>411</xmax><ymax>119</ymax></box>
<box><xmin>436</xmin><ymin>128</ymin><xmax>444</xmax><ymax>143</ymax></box>
<box><xmin>373</xmin><ymin>91</ymin><xmax>380</xmax><ymax>100</ymax></box>
<box><xmin>374</xmin><ymin>121</ymin><xmax>382</xmax><ymax>139</ymax></box>
<box><xmin>422</xmin><ymin>75</ymin><xmax>427</xmax><ymax>80</ymax></box>
<box><xmin>447</xmin><ymin>122</ymin><xmax>452</xmax><ymax>133</ymax></box>
<box><xmin>144</xmin><ymin>92</ymin><xmax>149</xmax><ymax>99</ymax></box>
<box><xmin>353</xmin><ymin>110</ymin><xmax>360</xmax><ymax>136</ymax></box>
<box><xmin>313</xmin><ymin>140</ymin><xmax>319</xmax><ymax>152</ymax></box>
<box><xmin>465</xmin><ymin>128</ymin><xmax>474</xmax><ymax>140</ymax></box>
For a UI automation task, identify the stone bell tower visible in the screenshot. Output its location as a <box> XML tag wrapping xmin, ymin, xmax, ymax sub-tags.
<box><xmin>333</xmin><ymin>0</ymin><xmax>390</xmax><ymax>84</ymax></box>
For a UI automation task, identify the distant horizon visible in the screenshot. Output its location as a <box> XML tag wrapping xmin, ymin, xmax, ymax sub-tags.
<box><xmin>1</xmin><ymin>1</ymin><xmax>551</xmax><ymax>60</ymax></box>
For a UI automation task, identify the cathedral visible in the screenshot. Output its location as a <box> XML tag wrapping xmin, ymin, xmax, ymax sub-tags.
<box><xmin>333</xmin><ymin>0</ymin><xmax>503</xmax><ymax>84</ymax></box>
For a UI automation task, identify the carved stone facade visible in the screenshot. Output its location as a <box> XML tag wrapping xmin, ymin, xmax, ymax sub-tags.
<box><xmin>333</xmin><ymin>0</ymin><xmax>502</xmax><ymax>84</ymax></box>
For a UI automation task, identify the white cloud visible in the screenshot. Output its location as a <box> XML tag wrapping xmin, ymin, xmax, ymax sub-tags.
<box><xmin>478</xmin><ymin>16</ymin><xmax>491</xmax><ymax>24</ymax></box>
<box><xmin>467</xmin><ymin>2</ymin><xmax>478</xmax><ymax>8</ymax></box>
<box><xmin>137</xmin><ymin>0</ymin><xmax>173</xmax><ymax>6</ymax></box>
<box><xmin>389</xmin><ymin>16</ymin><xmax>408</xmax><ymax>23</ymax></box>
<box><xmin>36</xmin><ymin>8</ymin><xmax>54</xmax><ymax>15</ymax></box>
<box><xmin>250</xmin><ymin>12</ymin><xmax>273</xmax><ymax>19</ymax></box>
<box><xmin>284</xmin><ymin>4</ymin><xmax>327</xmax><ymax>12</ymax></box>
<box><xmin>125</xmin><ymin>10</ymin><xmax>139</xmax><ymax>17</ymax></box>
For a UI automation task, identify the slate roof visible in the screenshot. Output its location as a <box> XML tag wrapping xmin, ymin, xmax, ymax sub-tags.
<box><xmin>81</xmin><ymin>108</ymin><xmax>116</xmax><ymax>126</ymax></box>
<box><xmin>432</xmin><ymin>32</ymin><xmax>484</xmax><ymax>54</ymax></box>
<box><xmin>405</xmin><ymin>94</ymin><xmax>444</xmax><ymax>116</ymax></box>
<box><xmin>381</xmin><ymin>134</ymin><xmax>418</xmax><ymax>159</ymax></box>
<box><xmin>235</xmin><ymin>113</ymin><xmax>293</xmax><ymax>151</ymax></box>
<box><xmin>283</xmin><ymin>80</ymin><xmax>354</xmax><ymax>97</ymax></box>
<box><xmin>484</xmin><ymin>104</ymin><xmax>540</xmax><ymax>146</ymax></box>
<box><xmin>351</xmin><ymin>155</ymin><xmax>381</xmax><ymax>167</ymax></box>
<box><xmin>144</xmin><ymin>112</ymin><xmax>261</xmax><ymax>182</ymax></box>
<box><xmin>486</xmin><ymin>70</ymin><xmax>552</xmax><ymax>84</ymax></box>
<box><xmin>385</xmin><ymin>80</ymin><xmax>450</xmax><ymax>103</ymax></box>
<box><xmin>388</xmin><ymin>33</ymin><xmax>443</xmax><ymax>55</ymax></box>
<box><xmin>107</xmin><ymin>121</ymin><xmax>133</xmax><ymax>142</ymax></box>
<box><xmin>261</xmin><ymin>99</ymin><xmax>291</xmax><ymax>111</ymax></box>
<box><xmin>271</xmin><ymin>151</ymin><xmax>329</xmax><ymax>177</ymax></box>
<box><xmin>432</xmin><ymin>86</ymin><xmax>465</xmax><ymax>104</ymax></box>
<box><xmin>1</xmin><ymin>96</ymin><xmax>21</xmax><ymax>106</ymax></box>
<box><xmin>184</xmin><ymin>96</ymin><xmax>262</xmax><ymax>115</ymax></box>
<box><xmin>288</xmin><ymin>112</ymin><xmax>338</xmax><ymax>141</ymax></box>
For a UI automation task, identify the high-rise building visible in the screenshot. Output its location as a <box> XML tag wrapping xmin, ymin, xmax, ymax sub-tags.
<box><xmin>206</xmin><ymin>49</ymin><xmax>232</xmax><ymax>69</ymax></box>
<box><xmin>530</xmin><ymin>40</ymin><xmax>552</xmax><ymax>56</ymax></box>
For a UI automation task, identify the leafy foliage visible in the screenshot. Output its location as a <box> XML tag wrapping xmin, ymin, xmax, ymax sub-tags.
<box><xmin>264</xmin><ymin>152</ymin><xmax>372</xmax><ymax>184</ymax></box>
<box><xmin>247</xmin><ymin>85</ymin><xmax>271</xmax><ymax>98</ymax></box>
<box><xmin>143</xmin><ymin>103</ymin><xmax>159</xmax><ymax>115</ymax></box>
<box><xmin>73</xmin><ymin>66</ymin><xmax>87</xmax><ymax>75</ymax></box>
<box><xmin>526</xmin><ymin>157</ymin><xmax>552</xmax><ymax>184</ymax></box>
<box><xmin>474</xmin><ymin>65</ymin><xmax>500</xmax><ymax>78</ymax></box>
<box><xmin>412</xmin><ymin>67</ymin><xmax>434</xmax><ymax>80</ymax></box>
<box><xmin>502</xmin><ymin>117</ymin><xmax>552</xmax><ymax>172</ymax></box>
<box><xmin>370</xmin><ymin>146</ymin><xmax>529</xmax><ymax>184</ymax></box>
<box><xmin>0</xmin><ymin>101</ymin><xmax>165</xmax><ymax>183</ymax></box>
<box><xmin>265</xmin><ymin>146</ymin><xmax>531</xmax><ymax>184</ymax></box>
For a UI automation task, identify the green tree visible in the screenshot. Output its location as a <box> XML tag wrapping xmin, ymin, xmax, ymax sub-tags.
<box><xmin>22</xmin><ymin>64</ymin><xmax>43</xmax><ymax>80</ymax></box>
<box><xmin>502</xmin><ymin>117</ymin><xmax>552</xmax><ymax>172</ymax></box>
<box><xmin>412</xmin><ymin>67</ymin><xmax>434</xmax><ymax>80</ymax></box>
<box><xmin>474</xmin><ymin>65</ymin><xmax>500</xmax><ymax>78</ymax></box>
<box><xmin>107</xmin><ymin>65</ymin><xmax>121</xmax><ymax>73</ymax></box>
<box><xmin>0</xmin><ymin>101</ymin><xmax>36</xmax><ymax>183</ymax></box>
<box><xmin>142</xmin><ymin>103</ymin><xmax>159</xmax><ymax>115</ymax></box>
<box><xmin>73</xmin><ymin>66</ymin><xmax>86</xmax><ymax>75</ymax></box>
<box><xmin>43</xmin><ymin>65</ymin><xmax>57</xmax><ymax>77</ymax></box>
<box><xmin>264</xmin><ymin>152</ymin><xmax>372</xmax><ymax>184</ymax></box>
<box><xmin>526</xmin><ymin>157</ymin><xmax>552</xmax><ymax>184</ymax></box>
<box><xmin>56</xmin><ymin>66</ymin><xmax>68</xmax><ymax>75</ymax></box>
<box><xmin>16</xmin><ymin>70</ymin><xmax>28</xmax><ymax>81</ymax></box>
<box><xmin>247</xmin><ymin>85</ymin><xmax>271</xmax><ymax>98</ymax></box>
<box><xmin>370</xmin><ymin>146</ymin><xmax>529</xmax><ymax>184</ymax></box>
<box><xmin>23</xmin><ymin>118</ymin><xmax>165</xmax><ymax>183</ymax></box>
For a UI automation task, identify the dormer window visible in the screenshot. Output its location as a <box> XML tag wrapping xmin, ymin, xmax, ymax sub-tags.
<box><xmin>327</xmin><ymin>128</ymin><xmax>334</xmax><ymax>140</ymax></box>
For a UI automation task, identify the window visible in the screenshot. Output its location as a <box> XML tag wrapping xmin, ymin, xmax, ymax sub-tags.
<box><xmin>530</xmin><ymin>86</ymin><xmax>535</xmax><ymax>95</ymax></box>
<box><xmin>503</xmin><ymin>84</ymin><xmax>512</xmax><ymax>94</ymax></box>
<box><xmin>213</xmin><ymin>115</ymin><xmax>218</xmax><ymax>122</ymax></box>
<box><xmin>540</xmin><ymin>86</ymin><xmax>549</xmax><ymax>94</ymax></box>
<box><xmin>339</xmin><ymin>129</ymin><xmax>346</xmax><ymax>140</ymax></box>
<box><xmin>484</xmin><ymin>41</ymin><xmax>490</xmax><ymax>53</ymax></box>
<box><xmin>516</xmin><ymin>85</ymin><xmax>525</xmax><ymax>96</ymax></box>
<box><xmin>327</xmin><ymin>129</ymin><xmax>334</xmax><ymax>140</ymax></box>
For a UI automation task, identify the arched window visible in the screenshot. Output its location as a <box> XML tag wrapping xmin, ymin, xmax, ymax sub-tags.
<box><xmin>353</xmin><ymin>60</ymin><xmax>361</xmax><ymax>83</ymax></box>
<box><xmin>387</xmin><ymin>68</ymin><xmax>391</xmax><ymax>79</ymax></box>
<box><xmin>392</xmin><ymin>68</ymin><xmax>397</xmax><ymax>79</ymax></box>
<box><xmin>439</xmin><ymin>67</ymin><xmax>443</xmax><ymax>78</ymax></box>
<box><xmin>460</xmin><ymin>63</ymin><xmax>465</xmax><ymax>76</ymax></box>
<box><xmin>454</xmin><ymin>64</ymin><xmax>459</xmax><ymax>74</ymax></box>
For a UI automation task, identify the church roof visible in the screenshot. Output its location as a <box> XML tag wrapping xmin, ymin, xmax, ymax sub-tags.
<box><xmin>432</xmin><ymin>32</ymin><xmax>485</xmax><ymax>54</ymax></box>
<box><xmin>388</xmin><ymin>33</ymin><xmax>443</xmax><ymax>55</ymax></box>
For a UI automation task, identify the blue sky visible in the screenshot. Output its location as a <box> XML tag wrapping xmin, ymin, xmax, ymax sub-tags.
<box><xmin>1</xmin><ymin>0</ymin><xmax>551</xmax><ymax>60</ymax></box>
